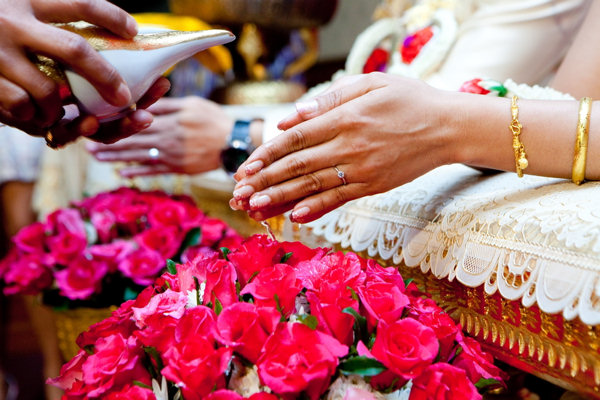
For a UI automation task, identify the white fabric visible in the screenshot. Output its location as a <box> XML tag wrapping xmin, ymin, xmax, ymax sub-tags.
<box><xmin>0</xmin><ymin>126</ymin><xmax>45</xmax><ymax>184</ymax></box>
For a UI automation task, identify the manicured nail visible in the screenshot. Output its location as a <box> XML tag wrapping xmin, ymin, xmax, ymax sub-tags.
<box><xmin>95</xmin><ymin>152</ymin><xmax>110</xmax><ymax>161</ymax></box>
<box><xmin>229</xmin><ymin>198</ymin><xmax>241</xmax><ymax>210</ymax></box>
<box><xmin>291</xmin><ymin>206</ymin><xmax>310</xmax><ymax>221</ymax></box>
<box><xmin>233</xmin><ymin>185</ymin><xmax>254</xmax><ymax>200</ymax></box>
<box><xmin>296</xmin><ymin>99</ymin><xmax>318</xmax><ymax>115</ymax></box>
<box><xmin>245</xmin><ymin>160</ymin><xmax>264</xmax><ymax>175</ymax></box>
<box><xmin>249</xmin><ymin>194</ymin><xmax>271</xmax><ymax>209</ymax></box>
<box><xmin>114</xmin><ymin>82</ymin><xmax>132</xmax><ymax>106</ymax></box>
<box><xmin>126</xmin><ymin>17</ymin><xmax>139</xmax><ymax>37</ymax></box>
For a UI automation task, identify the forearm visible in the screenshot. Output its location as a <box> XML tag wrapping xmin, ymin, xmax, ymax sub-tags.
<box><xmin>451</xmin><ymin>92</ymin><xmax>597</xmax><ymax>180</ymax></box>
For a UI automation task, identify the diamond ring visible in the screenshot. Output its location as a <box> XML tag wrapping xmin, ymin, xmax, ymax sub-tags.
<box><xmin>333</xmin><ymin>166</ymin><xmax>347</xmax><ymax>185</ymax></box>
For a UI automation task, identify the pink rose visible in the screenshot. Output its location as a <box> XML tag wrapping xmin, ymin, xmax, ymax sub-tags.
<box><xmin>409</xmin><ymin>298</ymin><xmax>459</xmax><ymax>362</ymax></box>
<box><xmin>46</xmin><ymin>349</ymin><xmax>87</xmax><ymax>392</ymax></box>
<box><xmin>410</xmin><ymin>363</ymin><xmax>482</xmax><ymax>400</ymax></box>
<box><xmin>371</xmin><ymin>319</ymin><xmax>439</xmax><ymax>379</ymax></box>
<box><xmin>13</xmin><ymin>221</ymin><xmax>47</xmax><ymax>254</ymax></box>
<box><xmin>81</xmin><ymin>334</ymin><xmax>150</xmax><ymax>398</ymax></box>
<box><xmin>452</xmin><ymin>331</ymin><xmax>507</xmax><ymax>385</ymax></box>
<box><xmin>248</xmin><ymin>394</ymin><xmax>279</xmax><ymax>400</ymax></box>
<box><xmin>47</xmin><ymin>231</ymin><xmax>88</xmax><ymax>266</ymax></box>
<box><xmin>118</xmin><ymin>246</ymin><xmax>164</xmax><ymax>286</ymax></box>
<box><xmin>296</xmin><ymin>251</ymin><xmax>365</xmax><ymax>299</ymax></box>
<box><xmin>135</xmin><ymin>226</ymin><xmax>183</xmax><ymax>259</ymax></box>
<box><xmin>2</xmin><ymin>253</ymin><xmax>53</xmax><ymax>295</ymax></box>
<box><xmin>147</xmin><ymin>199</ymin><xmax>188</xmax><ymax>228</ymax></box>
<box><xmin>161</xmin><ymin>335</ymin><xmax>233</xmax><ymax>400</ymax></box>
<box><xmin>77</xmin><ymin>307</ymin><xmax>137</xmax><ymax>349</ymax></box>
<box><xmin>278</xmin><ymin>240</ymin><xmax>328</xmax><ymax>267</ymax></box>
<box><xmin>358</xmin><ymin>280</ymin><xmax>410</xmax><ymax>330</ymax></box>
<box><xmin>199</xmin><ymin>217</ymin><xmax>230</xmax><ymax>247</ymax></box>
<box><xmin>114</xmin><ymin>203</ymin><xmax>149</xmax><ymax>234</ymax></box>
<box><xmin>257</xmin><ymin>322</ymin><xmax>348</xmax><ymax>400</ymax></box>
<box><xmin>174</xmin><ymin>306</ymin><xmax>217</xmax><ymax>343</ymax></box>
<box><xmin>132</xmin><ymin>289</ymin><xmax>189</xmax><ymax>328</ymax></box>
<box><xmin>55</xmin><ymin>256</ymin><xmax>109</xmax><ymax>300</ymax></box>
<box><xmin>104</xmin><ymin>384</ymin><xmax>154</xmax><ymax>400</ymax></box>
<box><xmin>46</xmin><ymin>208</ymin><xmax>86</xmax><ymax>235</ymax></box>
<box><xmin>241</xmin><ymin>263</ymin><xmax>302</xmax><ymax>317</ymax></box>
<box><xmin>90</xmin><ymin>210</ymin><xmax>117</xmax><ymax>243</ymax></box>
<box><xmin>88</xmin><ymin>240</ymin><xmax>134</xmax><ymax>273</ymax></box>
<box><xmin>216</xmin><ymin>302</ymin><xmax>279</xmax><ymax>363</ymax></box>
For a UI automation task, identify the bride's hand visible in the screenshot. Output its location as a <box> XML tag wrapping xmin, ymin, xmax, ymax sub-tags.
<box><xmin>230</xmin><ymin>73</ymin><xmax>459</xmax><ymax>223</ymax></box>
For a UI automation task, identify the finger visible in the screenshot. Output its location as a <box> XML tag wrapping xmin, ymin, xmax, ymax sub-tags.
<box><xmin>277</xmin><ymin>74</ymin><xmax>372</xmax><ymax>130</ymax></box>
<box><xmin>247</xmin><ymin>203</ymin><xmax>296</xmax><ymax>222</ymax></box>
<box><xmin>145</xmin><ymin>96</ymin><xmax>191</xmax><ymax>115</ymax></box>
<box><xmin>118</xmin><ymin>164</ymin><xmax>172</xmax><ymax>178</ymax></box>
<box><xmin>33</xmin><ymin>0</ymin><xmax>138</xmax><ymax>38</ymax></box>
<box><xmin>289</xmin><ymin>183</ymin><xmax>368</xmax><ymax>223</ymax></box>
<box><xmin>0</xmin><ymin>75</ymin><xmax>35</xmax><ymax>121</ymax></box>
<box><xmin>23</xmin><ymin>23</ymin><xmax>131</xmax><ymax>107</ymax></box>
<box><xmin>233</xmin><ymin>112</ymin><xmax>341</xmax><ymax>182</ymax></box>
<box><xmin>245</xmin><ymin>166</ymin><xmax>345</xmax><ymax>211</ymax></box>
<box><xmin>0</xmin><ymin>50</ymin><xmax>62</xmax><ymax>126</ymax></box>
<box><xmin>87</xmin><ymin>109</ymin><xmax>153</xmax><ymax>144</ymax></box>
<box><xmin>234</xmin><ymin>144</ymin><xmax>344</xmax><ymax>201</ymax></box>
<box><xmin>48</xmin><ymin>114</ymin><xmax>100</xmax><ymax>148</ymax></box>
<box><xmin>93</xmin><ymin>148</ymin><xmax>160</xmax><ymax>163</ymax></box>
<box><xmin>136</xmin><ymin>77</ymin><xmax>171</xmax><ymax>110</ymax></box>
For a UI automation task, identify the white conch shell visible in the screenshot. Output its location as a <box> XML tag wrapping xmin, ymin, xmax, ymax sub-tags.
<box><xmin>65</xmin><ymin>29</ymin><xmax>235</xmax><ymax>121</ymax></box>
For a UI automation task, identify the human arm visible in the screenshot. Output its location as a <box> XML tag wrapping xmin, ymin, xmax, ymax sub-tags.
<box><xmin>86</xmin><ymin>96</ymin><xmax>264</xmax><ymax>176</ymax></box>
<box><xmin>0</xmin><ymin>0</ymin><xmax>142</xmax><ymax>139</ymax></box>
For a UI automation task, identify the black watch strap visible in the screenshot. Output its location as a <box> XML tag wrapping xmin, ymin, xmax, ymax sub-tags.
<box><xmin>221</xmin><ymin>120</ymin><xmax>254</xmax><ymax>173</ymax></box>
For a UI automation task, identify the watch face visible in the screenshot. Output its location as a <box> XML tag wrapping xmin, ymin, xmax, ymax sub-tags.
<box><xmin>221</xmin><ymin>147</ymin><xmax>251</xmax><ymax>173</ymax></box>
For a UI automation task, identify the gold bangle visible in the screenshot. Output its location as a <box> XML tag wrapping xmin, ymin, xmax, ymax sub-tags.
<box><xmin>572</xmin><ymin>97</ymin><xmax>592</xmax><ymax>185</ymax></box>
<box><xmin>509</xmin><ymin>96</ymin><xmax>528</xmax><ymax>177</ymax></box>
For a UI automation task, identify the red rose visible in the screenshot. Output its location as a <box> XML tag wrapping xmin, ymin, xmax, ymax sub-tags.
<box><xmin>278</xmin><ymin>241</ymin><xmax>328</xmax><ymax>267</ymax></box>
<box><xmin>175</xmin><ymin>255</ymin><xmax>238</xmax><ymax>307</ymax></box>
<box><xmin>88</xmin><ymin>240</ymin><xmax>134</xmax><ymax>273</ymax></box>
<box><xmin>306</xmin><ymin>289</ymin><xmax>357</xmax><ymax>346</ymax></box>
<box><xmin>147</xmin><ymin>199</ymin><xmax>188</xmax><ymax>228</ymax></box>
<box><xmin>47</xmin><ymin>231</ymin><xmax>88</xmax><ymax>266</ymax></box>
<box><xmin>410</xmin><ymin>363</ymin><xmax>482</xmax><ymax>400</ymax></box>
<box><xmin>296</xmin><ymin>251</ymin><xmax>365</xmax><ymax>298</ymax></box>
<box><xmin>203</xmin><ymin>390</ymin><xmax>243</xmax><ymax>400</ymax></box>
<box><xmin>55</xmin><ymin>255</ymin><xmax>109</xmax><ymax>300</ymax></box>
<box><xmin>2</xmin><ymin>253</ymin><xmax>53</xmax><ymax>295</ymax></box>
<box><xmin>241</xmin><ymin>263</ymin><xmax>302</xmax><ymax>317</ymax></box>
<box><xmin>216</xmin><ymin>302</ymin><xmax>279</xmax><ymax>363</ymax></box>
<box><xmin>81</xmin><ymin>334</ymin><xmax>150</xmax><ymax>398</ymax></box>
<box><xmin>257</xmin><ymin>322</ymin><xmax>348</xmax><ymax>400</ymax></box>
<box><xmin>161</xmin><ymin>335</ymin><xmax>233</xmax><ymax>400</ymax></box>
<box><xmin>371</xmin><ymin>319</ymin><xmax>439</xmax><ymax>379</ymax></box>
<box><xmin>200</xmin><ymin>217</ymin><xmax>231</xmax><ymax>247</ymax></box>
<box><xmin>459</xmin><ymin>78</ymin><xmax>490</xmax><ymax>95</ymax></box>
<box><xmin>453</xmin><ymin>331</ymin><xmax>507</xmax><ymax>385</ymax></box>
<box><xmin>410</xmin><ymin>297</ymin><xmax>459</xmax><ymax>362</ymax></box>
<box><xmin>358</xmin><ymin>280</ymin><xmax>409</xmax><ymax>330</ymax></box>
<box><xmin>90</xmin><ymin>210</ymin><xmax>117</xmax><ymax>243</ymax></box>
<box><xmin>248</xmin><ymin>394</ymin><xmax>279</xmax><ymax>400</ymax></box>
<box><xmin>118</xmin><ymin>246</ymin><xmax>164</xmax><ymax>286</ymax></box>
<box><xmin>13</xmin><ymin>221</ymin><xmax>47</xmax><ymax>254</ymax></box>
<box><xmin>174</xmin><ymin>306</ymin><xmax>217</xmax><ymax>343</ymax></box>
<box><xmin>228</xmin><ymin>235</ymin><xmax>284</xmax><ymax>285</ymax></box>
<box><xmin>135</xmin><ymin>226</ymin><xmax>183</xmax><ymax>259</ymax></box>
<box><xmin>46</xmin><ymin>208</ymin><xmax>86</xmax><ymax>235</ymax></box>
<box><xmin>46</xmin><ymin>349</ymin><xmax>87</xmax><ymax>392</ymax></box>
<box><xmin>132</xmin><ymin>289</ymin><xmax>188</xmax><ymax>328</ymax></box>
<box><xmin>77</xmin><ymin>308</ymin><xmax>137</xmax><ymax>349</ymax></box>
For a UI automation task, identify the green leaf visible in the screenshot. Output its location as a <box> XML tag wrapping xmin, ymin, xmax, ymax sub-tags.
<box><xmin>213</xmin><ymin>293</ymin><xmax>223</xmax><ymax>315</ymax></box>
<box><xmin>475</xmin><ymin>378</ymin><xmax>502</xmax><ymax>390</ymax></box>
<box><xmin>403</xmin><ymin>278</ymin><xmax>414</xmax><ymax>288</ymax></box>
<box><xmin>247</xmin><ymin>270</ymin><xmax>260</xmax><ymax>284</ymax></box>
<box><xmin>182</xmin><ymin>227</ymin><xmax>202</xmax><ymax>249</ymax></box>
<box><xmin>339</xmin><ymin>356</ymin><xmax>387</xmax><ymax>376</ymax></box>
<box><xmin>133</xmin><ymin>380</ymin><xmax>152</xmax><ymax>389</ymax></box>
<box><xmin>220</xmin><ymin>247</ymin><xmax>231</xmax><ymax>261</ymax></box>
<box><xmin>124</xmin><ymin>287</ymin><xmax>139</xmax><ymax>301</ymax></box>
<box><xmin>346</xmin><ymin>286</ymin><xmax>359</xmax><ymax>301</ymax></box>
<box><xmin>144</xmin><ymin>346</ymin><xmax>164</xmax><ymax>372</ymax></box>
<box><xmin>280</xmin><ymin>252</ymin><xmax>293</xmax><ymax>263</ymax></box>
<box><xmin>193</xmin><ymin>277</ymin><xmax>202</xmax><ymax>305</ymax></box>
<box><xmin>166</xmin><ymin>259</ymin><xmax>178</xmax><ymax>275</ymax></box>
<box><xmin>296</xmin><ymin>314</ymin><xmax>318</xmax><ymax>330</ymax></box>
<box><xmin>274</xmin><ymin>294</ymin><xmax>286</xmax><ymax>322</ymax></box>
<box><xmin>343</xmin><ymin>307</ymin><xmax>367</xmax><ymax>343</ymax></box>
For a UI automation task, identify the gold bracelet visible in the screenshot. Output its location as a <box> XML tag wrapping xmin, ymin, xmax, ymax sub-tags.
<box><xmin>510</xmin><ymin>96</ymin><xmax>528</xmax><ymax>177</ymax></box>
<box><xmin>572</xmin><ymin>97</ymin><xmax>592</xmax><ymax>185</ymax></box>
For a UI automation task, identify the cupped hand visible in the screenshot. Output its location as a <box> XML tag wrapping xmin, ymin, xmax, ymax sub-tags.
<box><xmin>0</xmin><ymin>0</ymin><xmax>137</xmax><ymax>137</ymax></box>
<box><xmin>86</xmin><ymin>96</ymin><xmax>234</xmax><ymax>176</ymax></box>
<box><xmin>230</xmin><ymin>73</ymin><xmax>458</xmax><ymax>223</ymax></box>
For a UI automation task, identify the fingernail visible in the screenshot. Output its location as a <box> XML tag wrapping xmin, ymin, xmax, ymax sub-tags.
<box><xmin>233</xmin><ymin>185</ymin><xmax>254</xmax><ymax>200</ymax></box>
<box><xmin>296</xmin><ymin>99</ymin><xmax>318</xmax><ymax>115</ymax></box>
<box><xmin>245</xmin><ymin>160</ymin><xmax>264</xmax><ymax>175</ymax></box>
<box><xmin>114</xmin><ymin>82</ymin><xmax>132</xmax><ymax>106</ymax></box>
<box><xmin>95</xmin><ymin>152</ymin><xmax>109</xmax><ymax>161</ymax></box>
<box><xmin>126</xmin><ymin>17</ymin><xmax>139</xmax><ymax>37</ymax></box>
<box><xmin>249</xmin><ymin>194</ymin><xmax>271</xmax><ymax>209</ymax></box>
<box><xmin>291</xmin><ymin>206</ymin><xmax>310</xmax><ymax>221</ymax></box>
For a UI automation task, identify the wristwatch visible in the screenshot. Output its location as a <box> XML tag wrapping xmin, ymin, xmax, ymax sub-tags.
<box><xmin>220</xmin><ymin>120</ymin><xmax>255</xmax><ymax>174</ymax></box>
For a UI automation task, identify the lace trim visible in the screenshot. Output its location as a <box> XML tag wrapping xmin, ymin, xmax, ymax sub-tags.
<box><xmin>295</xmin><ymin>164</ymin><xmax>600</xmax><ymax>325</ymax></box>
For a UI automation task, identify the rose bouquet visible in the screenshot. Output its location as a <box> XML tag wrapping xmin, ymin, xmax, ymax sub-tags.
<box><xmin>49</xmin><ymin>234</ymin><xmax>506</xmax><ymax>399</ymax></box>
<box><xmin>0</xmin><ymin>187</ymin><xmax>242</xmax><ymax>309</ymax></box>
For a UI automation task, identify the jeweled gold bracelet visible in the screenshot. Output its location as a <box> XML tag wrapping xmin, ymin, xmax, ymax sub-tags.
<box><xmin>572</xmin><ymin>97</ymin><xmax>592</xmax><ymax>185</ymax></box>
<box><xmin>510</xmin><ymin>96</ymin><xmax>528</xmax><ymax>177</ymax></box>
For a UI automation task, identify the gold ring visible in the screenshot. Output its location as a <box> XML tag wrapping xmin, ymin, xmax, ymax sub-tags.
<box><xmin>45</xmin><ymin>130</ymin><xmax>59</xmax><ymax>149</ymax></box>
